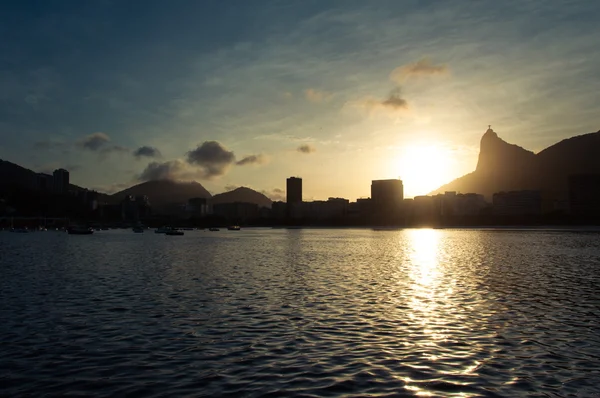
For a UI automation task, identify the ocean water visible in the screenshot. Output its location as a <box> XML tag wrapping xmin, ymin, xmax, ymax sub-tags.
<box><xmin>1</xmin><ymin>228</ymin><xmax>599</xmax><ymax>397</ymax></box>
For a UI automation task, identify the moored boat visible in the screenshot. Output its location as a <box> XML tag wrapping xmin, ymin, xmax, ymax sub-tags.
<box><xmin>227</xmin><ymin>225</ymin><xmax>241</xmax><ymax>231</ymax></box>
<box><xmin>132</xmin><ymin>226</ymin><xmax>144</xmax><ymax>233</ymax></box>
<box><xmin>209</xmin><ymin>227</ymin><xmax>220</xmax><ymax>231</ymax></box>
<box><xmin>67</xmin><ymin>226</ymin><xmax>94</xmax><ymax>235</ymax></box>
<box><xmin>155</xmin><ymin>226</ymin><xmax>169</xmax><ymax>234</ymax></box>
<box><xmin>165</xmin><ymin>229</ymin><xmax>184</xmax><ymax>236</ymax></box>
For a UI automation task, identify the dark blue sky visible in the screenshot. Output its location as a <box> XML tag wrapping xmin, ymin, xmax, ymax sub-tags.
<box><xmin>1</xmin><ymin>0</ymin><xmax>599</xmax><ymax>198</ymax></box>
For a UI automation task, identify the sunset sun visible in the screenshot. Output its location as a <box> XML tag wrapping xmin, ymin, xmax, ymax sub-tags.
<box><xmin>396</xmin><ymin>144</ymin><xmax>455</xmax><ymax>197</ymax></box>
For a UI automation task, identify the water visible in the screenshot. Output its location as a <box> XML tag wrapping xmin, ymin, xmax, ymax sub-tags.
<box><xmin>1</xmin><ymin>228</ymin><xmax>599</xmax><ymax>397</ymax></box>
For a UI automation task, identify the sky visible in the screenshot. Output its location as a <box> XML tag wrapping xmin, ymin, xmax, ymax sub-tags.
<box><xmin>1</xmin><ymin>0</ymin><xmax>599</xmax><ymax>200</ymax></box>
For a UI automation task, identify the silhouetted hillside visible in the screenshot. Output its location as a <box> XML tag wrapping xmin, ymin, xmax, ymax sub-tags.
<box><xmin>111</xmin><ymin>180</ymin><xmax>212</xmax><ymax>208</ymax></box>
<box><xmin>211</xmin><ymin>187</ymin><xmax>273</xmax><ymax>208</ymax></box>
<box><xmin>431</xmin><ymin>128</ymin><xmax>600</xmax><ymax>201</ymax></box>
<box><xmin>0</xmin><ymin>158</ymin><xmax>105</xmax><ymax>197</ymax></box>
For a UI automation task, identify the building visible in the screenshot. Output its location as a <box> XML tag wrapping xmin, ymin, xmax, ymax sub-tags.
<box><xmin>213</xmin><ymin>202</ymin><xmax>259</xmax><ymax>222</ymax></box>
<box><xmin>286</xmin><ymin>177</ymin><xmax>302</xmax><ymax>204</ymax></box>
<box><xmin>371</xmin><ymin>179</ymin><xmax>404</xmax><ymax>212</ymax></box>
<box><xmin>186</xmin><ymin>197</ymin><xmax>211</xmax><ymax>217</ymax></box>
<box><xmin>36</xmin><ymin>173</ymin><xmax>54</xmax><ymax>191</ymax></box>
<box><xmin>301</xmin><ymin>198</ymin><xmax>349</xmax><ymax>220</ymax></box>
<box><xmin>271</xmin><ymin>201</ymin><xmax>287</xmax><ymax>220</ymax></box>
<box><xmin>121</xmin><ymin>195</ymin><xmax>151</xmax><ymax>221</ymax></box>
<box><xmin>569</xmin><ymin>174</ymin><xmax>600</xmax><ymax>217</ymax></box>
<box><xmin>53</xmin><ymin>168</ymin><xmax>70</xmax><ymax>194</ymax></box>
<box><xmin>455</xmin><ymin>193</ymin><xmax>487</xmax><ymax>216</ymax></box>
<box><xmin>493</xmin><ymin>190</ymin><xmax>542</xmax><ymax>216</ymax></box>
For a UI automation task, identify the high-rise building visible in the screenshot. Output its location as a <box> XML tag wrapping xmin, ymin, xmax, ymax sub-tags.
<box><xmin>371</xmin><ymin>179</ymin><xmax>404</xmax><ymax>212</ymax></box>
<box><xmin>286</xmin><ymin>177</ymin><xmax>302</xmax><ymax>204</ymax></box>
<box><xmin>53</xmin><ymin>168</ymin><xmax>70</xmax><ymax>194</ymax></box>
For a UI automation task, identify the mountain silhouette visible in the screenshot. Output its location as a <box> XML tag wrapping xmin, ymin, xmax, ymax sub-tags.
<box><xmin>0</xmin><ymin>158</ymin><xmax>106</xmax><ymax>197</ymax></box>
<box><xmin>111</xmin><ymin>180</ymin><xmax>211</xmax><ymax>208</ymax></box>
<box><xmin>211</xmin><ymin>187</ymin><xmax>273</xmax><ymax>208</ymax></box>
<box><xmin>431</xmin><ymin>128</ymin><xmax>600</xmax><ymax>202</ymax></box>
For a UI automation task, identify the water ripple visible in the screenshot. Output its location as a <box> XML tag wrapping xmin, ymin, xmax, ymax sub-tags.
<box><xmin>1</xmin><ymin>228</ymin><xmax>600</xmax><ymax>396</ymax></box>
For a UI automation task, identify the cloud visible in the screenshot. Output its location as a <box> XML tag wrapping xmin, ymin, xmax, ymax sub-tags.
<box><xmin>304</xmin><ymin>88</ymin><xmax>333</xmax><ymax>103</ymax></box>
<box><xmin>91</xmin><ymin>182</ymin><xmax>132</xmax><ymax>194</ymax></box>
<box><xmin>261</xmin><ymin>187</ymin><xmax>285</xmax><ymax>201</ymax></box>
<box><xmin>236</xmin><ymin>154</ymin><xmax>267</xmax><ymax>165</ymax></box>
<box><xmin>133</xmin><ymin>146</ymin><xmax>162</xmax><ymax>159</ymax></box>
<box><xmin>390</xmin><ymin>58</ymin><xmax>448</xmax><ymax>83</ymax></box>
<box><xmin>186</xmin><ymin>141</ymin><xmax>236</xmax><ymax>178</ymax></box>
<box><xmin>297</xmin><ymin>144</ymin><xmax>316</xmax><ymax>154</ymax></box>
<box><xmin>138</xmin><ymin>160</ymin><xmax>191</xmax><ymax>181</ymax></box>
<box><xmin>78</xmin><ymin>132</ymin><xmax>111</xmax><ymax>151</ymax></box>
<box><xmin>354</xmin><ymin>88</ymin><xmax>410</xmax><ymax>113</ymax></box>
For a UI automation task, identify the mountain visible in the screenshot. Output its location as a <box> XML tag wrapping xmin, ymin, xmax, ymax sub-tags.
<box><xmin>431</xmin><ymin>127</ymin><xmax>600</xmax><ymax>201</ymax></box>
<box><xmin>211</xmin><ymin>187</ymin><xmax>273</xmax><ymax>208</ymax></box>
<box><xmin>0</xmin><ymin>158</ymin><xmax>107</xmax><ymax>198</ymax></box>
<box><xmin>111</xmin><ymin>180</ymin><xmax>211</xmax><ymax>208</ymax></box>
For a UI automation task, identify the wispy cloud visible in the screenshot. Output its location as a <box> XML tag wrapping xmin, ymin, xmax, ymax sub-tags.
<box><xmin>390</xmin><ymin>58</ymin><xmax>449</xmax><ymax>83</ymax></box>
<box><xmin>78</xmin><ymin>132</ymin><xmax>111</xmax><ymax>151</ymax></box>
<box><xmin>297</xmin><ymin>144</ymin><xmax>316</xmax><ymax>154</ymax></box>
<box><xmin>351</xmin><ymin>88</ymin><xmax>410</xmax><ymax>114</ymax></box>
<box><xmin>261</xmin><ymin>187</ymin><xmax>285</xmax><ymax>201</ymax></box>
<box><xmin>236</xmin><ymin>154</ymin><xmax>268</xmax><ymax>166</ymax></box>
<box><xmin>304</xmin><ymin>88</ymin><xmax>333</xmax><ymax>103</ymax></box>
<box><xmin>133</xmin><ymin>145</ymin><xmax>162</xmax><ymax>159</ymax></box>
<box><xmin>91</xmin><ymin>181</ymin><xmax>132</xmax><ymax>194</ymax></box>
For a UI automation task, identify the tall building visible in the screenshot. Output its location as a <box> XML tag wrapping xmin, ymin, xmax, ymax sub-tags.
<box><xmin>53</xmin><ymin>168</ymin><xmax>70</xmax><ymax>194</ymax></box>
<box><xmin>371</xmin><ymin>179</ymin><xmax>404</xmax><ymax>212</ymax></box>
<box><xmin>569</xmin><ymin>174</ymin><xmax>600</xmax><ymax>217</ymax></box>
<box><xmin>286</xmin><ymin>177</ymin><xmax>302</xmax><ymax>204</ymax></box>
<box><xmin>36</xmin><ymin>173</ymin><xmax>54</xmax><ymax>191</ymax></box>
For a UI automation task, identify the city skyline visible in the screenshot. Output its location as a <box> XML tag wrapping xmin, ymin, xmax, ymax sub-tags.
<box><xmin>1</xmin><ymin>1</ymin><xmax>600</xmax><ymax>199</ymax></box>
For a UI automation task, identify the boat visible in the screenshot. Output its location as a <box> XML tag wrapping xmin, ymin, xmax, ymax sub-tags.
<box><xmin>67</xmin><ymin>226</ymin><xmax>94</xmax><ymax>235</ymax></box>
<box><xmin>132</xmin><ymin>226</ymin><xmax>144</xmax><ymax>233</ymax></box>
<box><xmin>209</xmin><ymin>227</ymin><xmax>220</xmax><ymax>231</ymax></box>
<box><xmin>227</xmin><ymin>226</ymin><xmax>241</xmax><ymax>231</ymax></box>
<box><xmin>10</xmin><ymin>228</ymin><xmax>30</xmax><ymax>233</ymax></box>
<box><xmin>165</xmin><ymin>229</ymin><xmax>184</xmax><ymax>236</ymax></box>
<box><xmin>155</xmin><ymin>226</ymin><xmax>170</xmax><ymax>234</ymax></box>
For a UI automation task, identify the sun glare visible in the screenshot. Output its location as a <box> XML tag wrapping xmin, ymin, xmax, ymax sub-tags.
<box><xmin>395</xmin><ymin>144</ymin><xmax>455</xmax><ymax>197</ymax></box>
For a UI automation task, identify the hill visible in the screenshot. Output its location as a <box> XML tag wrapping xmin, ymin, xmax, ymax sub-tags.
<box><xmin>0</xmin><ymin>158</ymin><xmax>108</xmax><ymax>199</ymax></box>
<box><xmin>211</xmin><ymin>187</ymin><xmax>273</xmax><ymax>208</ymax></box>
<box><xmin>431</xmin><ymin>127</ymin><xmax>600</xmax><ymax>201</ymax></box>
<box><xmin>111</xmin><ymin>180</ymin><xmax>212</xmax><ymax>208</ymax></box>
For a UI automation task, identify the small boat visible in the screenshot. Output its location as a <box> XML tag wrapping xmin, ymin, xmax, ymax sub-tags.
<box><xmin>209</xmin><ymin>227</ymin><xmax>220</xmax><ymax>231</ymax></box>
<box><xmin>67</xmin><ymin>226</ymin><xmax>94</xmax><ymax>235</ymax></box>
<box><xmin>132</xmin><ymin>226</ymin><xmax>144</xmax><ymax>233</ymax></box>
<box><xmin>166</xmin><ymin>229</ymin><xmax>184</xmax><ymax>236</ymax></box>
<box><xmin>155</xmin><ymin>226</ymin><xmax>169</xmax><ymax>234</ymax></box>
<box><xmin>10</xmin><ymin>228</ymin><xmax>30</xmax><ymax>233</ymax></box>
<box><xmin>227</xmin><ymin>226</ymin><xmax>241</xmax><ymax>231</ymax></box>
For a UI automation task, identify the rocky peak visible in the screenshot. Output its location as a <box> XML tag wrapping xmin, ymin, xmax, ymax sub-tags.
<box><xmin>476</xmin><ymin>126</ymin><xmax>535</xmax><ymax>174</ymax></box>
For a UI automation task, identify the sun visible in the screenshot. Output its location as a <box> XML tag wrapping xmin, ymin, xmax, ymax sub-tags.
<box><xmin>395</xmin><ymin>144</ymin><xmax>455</xmax><ymax>197</ymax></box>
